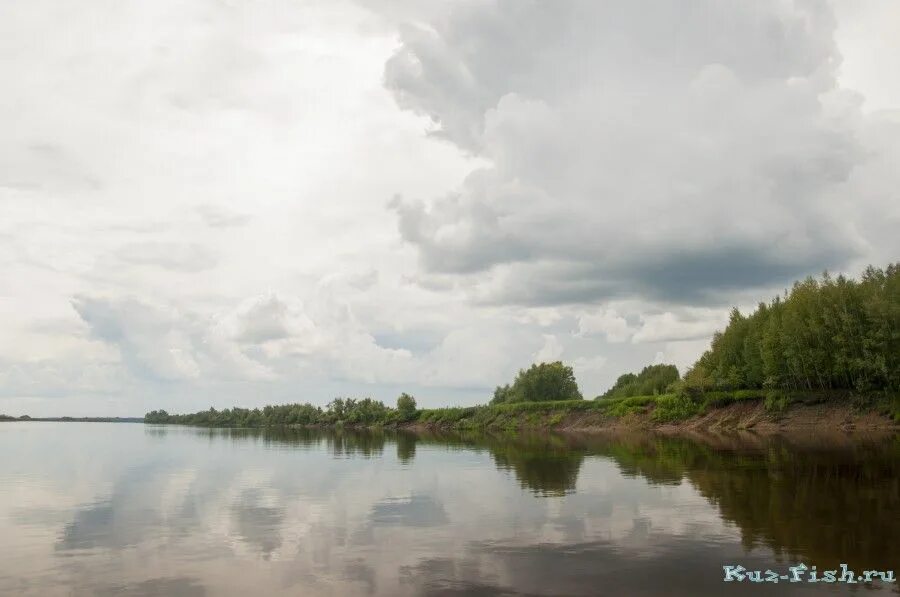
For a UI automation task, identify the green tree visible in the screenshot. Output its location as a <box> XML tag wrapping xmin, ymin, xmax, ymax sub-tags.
<box><xmin>491</xmin><ymin>384</ymin><xmax>514</xmax><ymax>404</ymax></box>
<box><xmin>397</xmin><ymin>393</ymin><xmax>417</xmax><ymax>421</ymax></box>
<box><xmin>598</xmin><ymin>364</ymin><xmax>680</xmax><ymax>399</ymax></box>
<box><xmin>681</xmin><ymin>264</ymin><xmax>899</xmax><ymax>394</ymax></box>
<box><xmin>492</xmin><ymin>361</ymin><xmax>583</xmax><ymax>404</ymax></box>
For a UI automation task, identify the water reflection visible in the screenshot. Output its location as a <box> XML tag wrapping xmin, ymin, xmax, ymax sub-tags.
<box><xmin>145</xmin><ymin>427</ymin><xmax>900</xmax><ymax>569</ymax></box>
<box><xmin>56</xmin><ymin>462</ymin><xmax>165</xmax><ymax>552</ymax></box>
<box><xmin>370</xmin><ymin>495</ymin><xmax>448</xmax><ymax>528</ymax></box>
<box><xmin>233</xmin><ymin>488</ymin><xmax>285</xmax><ymax>559</ymax></box>
<box><xmin>396</xmin><ymin>432</ymin><xmax>417</xmax><ymax>464</ymax></box>
<box><xmin>0</xmin><ymin>423</ymin><xmax>896</xmax><ymax>596</ymax></box>
<box><xmin>487</xmin><ymin>435</ymin><xmax>584</xmax><ymax>497</ymax></box>
<box><xmin>327</xmin><ymin>429</ymin><xmax>386</xmax><ymax>458</ymax></box>
<box><xmin>92</xmin><ymin>577</ymin><xmax>207</xmax><ymax>597</ymax></box>
<box><xmin>173</xmin><ymin>427</ymin><xmax>900</xmax><ymax>571</ymax></box>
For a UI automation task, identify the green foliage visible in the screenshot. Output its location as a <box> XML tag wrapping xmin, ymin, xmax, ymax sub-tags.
<box><xmin>490</xmin><ymin>361</ymin><xmax>583</xmax><ymax>404</ymax></box>
<box><xmin>492</xmin><ymin>384</ymin><xmax>515</xmax><ymax>404</ymax></box>
<box><xmin>416</xmin><ymin>400</ymin><xmax>603</xmax><ymax>430</ymax></box>
<box><xmin>601</xmin><ymin>394</ymin><xmax>660</xmax><ymax>418</ymax></box>
<box><xmin>684</xmin><ymin>265</ymin><xmax>900</xmax><ymax>394</ymax></box>
<box><xmin>144</xmin><ymin>410</ymin><xmax>170</xmax><ymax>424</ymax></box>
<box><xmin>145</xmin><ymin>398</ymin><xmax>399</xmax><ymax>428</ymax></box>
<box><xmin>651</xmin><ymin>394</ymin><xmax>703</xmax><ymax>423</ymax></box>
<box><xmin>418</xmin><ymin>407</ymin><xmax>478</xmax><ymax>425</ymax></box>
<box><xmin>599</xmin><ymin>364</ymin><xmax>680</xmax><ymax>399</ymax></box>
<box><xmin>696</xmin><ymin>389</ymin><xmax>766</xmax><ymax>409</ymax></box>
<box><xmin>488</xmin><ymin>399</ymin><xmax>595</xmax><ymax>413</ymax></box>
<box><xmin>396</xmin><ymin>393</ymin><xmax>417</xmax><ymax>422</ymax></box>
<box><xmin>147</xmin><ymin>397</ymin><xmax>601</xmax><ymax>429</ymax></box>
<box><xmin>763</xmin><ymin>390</ymin><xmax>792</xmax><ymax>413</ymax></box>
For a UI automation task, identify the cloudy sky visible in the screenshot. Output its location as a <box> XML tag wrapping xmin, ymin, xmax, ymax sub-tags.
<box><xmin>1</xmin><ymin>0</ymin><xmax>898</xmax><ymax>416</ymax></box>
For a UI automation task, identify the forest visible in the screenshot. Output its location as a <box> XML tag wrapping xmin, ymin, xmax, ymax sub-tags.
<box><xmin>681</xmin><ymin>264</ymin><xmax>899</xmax><ymax>393</ymax></box>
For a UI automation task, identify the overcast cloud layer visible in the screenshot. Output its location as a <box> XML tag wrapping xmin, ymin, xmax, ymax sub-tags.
<box><xmin>1</xmin><ymin>0</ymin><xmax>898</xmax><ymax>416</ymax></box>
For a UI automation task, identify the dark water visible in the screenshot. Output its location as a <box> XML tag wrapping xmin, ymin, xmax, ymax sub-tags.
<box><xmin>0</xmin><ymin>423</ymin><xmax>897</xmax><ymax>596</ymax></box>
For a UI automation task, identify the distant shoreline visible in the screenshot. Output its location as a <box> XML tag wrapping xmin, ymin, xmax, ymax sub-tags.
<box><xmin>0</xmin><ymin>416</ymin><xmax>143</xmax><ymax>423</ymax></box>
<box><xmin>141</xmin><ymin>392</ymin><xmax>899</xmax><ymax>434</ymax></box>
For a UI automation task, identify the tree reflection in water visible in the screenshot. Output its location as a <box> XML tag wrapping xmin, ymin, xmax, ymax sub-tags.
<box><xmin>156</xmin><ymin>425</ymin><xmax>899</xmax><ymax>572</ymax></box>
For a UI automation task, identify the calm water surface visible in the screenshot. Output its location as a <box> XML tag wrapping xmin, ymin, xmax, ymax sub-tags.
<box><xmin>0</xmin><ymin>423</ymin><xmax>897</xmax><ymax>596</ymax></box>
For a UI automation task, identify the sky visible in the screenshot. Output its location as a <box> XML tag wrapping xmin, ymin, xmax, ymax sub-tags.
<box><xmin>1</xmin><ymin>0</ymin><xmax>898</xmax><ymax>416</ymax></box>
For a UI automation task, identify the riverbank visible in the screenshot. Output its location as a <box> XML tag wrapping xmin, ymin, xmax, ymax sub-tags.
<box><xmin>139</xmin><ymin>390</ymin><xmax>900</xmax><ymax>434</ymax></box>
<box><xmin>401</xmin><ymin>391</ymin><xmax>900</xmax><ymax>434</ymax></box>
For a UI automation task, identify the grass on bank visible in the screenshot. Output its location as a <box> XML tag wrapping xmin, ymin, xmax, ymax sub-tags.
<box><xmin>417</xmin><ymin>399</ymin><xmax>603</xmax><ymax>429</ymax></box>
<box><xmin>607</xmin><ymin>389</ymin><xmax>900</xmax><ymax>424</ymax></box>
<box><xmin>417</xmin><ymin>389</ymin><xmax>900</xmax><ymax>428</ymax></box>
<box><xmin>415</xmin><ymin>391</ymin><xmax>727</xmax><ymax>428</ymax></box>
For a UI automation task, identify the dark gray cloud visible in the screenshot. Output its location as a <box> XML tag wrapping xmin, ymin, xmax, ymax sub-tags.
<box><xmin>382</xmin><ymin>0</ymin><xmax>894</xmax><ymax>306</ymax></box>
<box><xmin>624</xmin><ymin>244</ymin><xmax>849</xmax><ymax>303</ymax></box>
<box><xmin>481</xmin><ymin>243</ymin><xmax>849</xmax><ymax>307</ymax></box>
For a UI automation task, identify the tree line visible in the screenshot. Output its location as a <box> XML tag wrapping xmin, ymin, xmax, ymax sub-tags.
<box><xmin>145</xmin><ymin>394</ymin><xmax>418</xmax><ymax>427</ymax></box>
<box><xmin>682</xmin><ymin>264</ymin><xmax>899</xmax><ymax>393</ymax></box>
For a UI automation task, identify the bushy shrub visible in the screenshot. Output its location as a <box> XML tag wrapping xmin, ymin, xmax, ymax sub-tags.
<box><xmin>651</xmin><ymin>394</ymin><xmax>703</xmax><ymax>423</ymax></box>
<box><xmin>599</xmin><ymin>364</ymin><xmax>680</xmax><ymax>400</ymax></box>
<box><xmin>603</xmin><ymin>395</ymin><xmax>660</xmax><ymax>418</ymax></box>
<box><xmin>763</xmin><ymin>390</ymin><xmax>791</xmax><ymax>413</ymax></box>
<box><xmin>491</xmin><ymin>362</ymin><xmax>583</xmax><ymax>404</ymax></box>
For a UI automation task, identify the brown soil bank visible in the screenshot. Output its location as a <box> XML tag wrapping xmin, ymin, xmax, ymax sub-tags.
<box><xmin>656</xmin><ymin>399</ymin><xmax>896</xmax><ymax>433</ymax></box>
<box><xmin>406</xmin><ymin>397</ymin><xmax>899</xmax><ymax>435</ymax></box>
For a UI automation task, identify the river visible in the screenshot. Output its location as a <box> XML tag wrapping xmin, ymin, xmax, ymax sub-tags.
<box><xmin>0</xmin><ymin>422</ymin><xmax>897</xmax><ymax>595</ymax></box>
